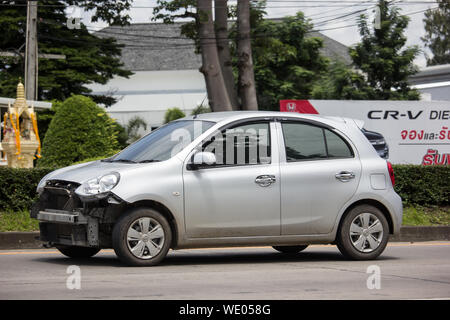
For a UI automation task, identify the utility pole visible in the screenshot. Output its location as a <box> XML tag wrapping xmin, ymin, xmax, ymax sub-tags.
<box><xmin>25</xmin><ymin>0</ymin><xmax>38</xmax><ymax>101</ymax></box>
<box><xmin>0</xmin><ymin>1</ymin><xmax>65</xmax><ymax>101</ymax></box>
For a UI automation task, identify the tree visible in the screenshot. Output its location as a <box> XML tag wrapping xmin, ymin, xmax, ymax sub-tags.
<box><xmin>350</xmin><ymin>0</ymin><xmax>420</xmax><ymax>100</ymax></box>
<box><xmin>422</xmin><ymin>0</ymin><xmax>450</xmax><ymax>66</ymax></box>
<box><xmin>154</xmin><ymin>0</ymin><xmax>232</xmax><ymax>112</ymax></box>
<box><xmin>237</xmin><ymin>0</ymin><xmax>258</xmax><ymax>110</ymax></box>
<box><xmin>239</xmin><ymin>10</ymin><xmax>328</xmax><ymax>110</ymax></box>
<box><xmin>198</xmin><ymin>0</ymin><xmax>232</xmax><ymax>111</ymax></box>
<box><xmin>215</xmin><ymin>0</ymin><xmax>239</xmax><ymax>109</ymax></box>
<box><xmin>0</xmin><ymin>1</ymin><xmax>132</xmax><ymax>106</ymax></box>
<box><xmin>312</xmin><ymin>61</ymin><xmax>375</xmax><ymax>100</ymax></box>
<box><xmin>154</xmin><ymin>0</ymin><xmax>258</xmax><ymax>111</ymax></box>
<box><xmin>164</xmin><ymin>107</ymin><xmax>186</xmax><ymax>123</ymax></box>
<box><xmin>38</xmin><ymin>95</ymin><xmax>118</xmax><ymax>167</ymax></box>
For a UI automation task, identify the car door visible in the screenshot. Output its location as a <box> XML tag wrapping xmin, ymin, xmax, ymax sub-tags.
<box><xmin>183</xmin><ymin>120</ymin><xmax>281</xmax><ymax>238</ymax></box>
<box><xmin>278</xmin><ymin>120</ymin><xmax>362</xmax><ymax>235</ymax></box>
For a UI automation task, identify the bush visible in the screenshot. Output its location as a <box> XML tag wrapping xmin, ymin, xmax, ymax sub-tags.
<box><xmin>393</xmin><ymin>165</ymin><xmax>449</xmax><ymax>206</ymax></box>
<box><xmin>191</xmin><ymin>105</ymin><xmax>211</xmax><ymax>115</ymax></box>
<box><xmin>0</xmin><ymin>167</ymin><xmax>54</xmax><ymax>211</ymax></box>
<box><xmin>38</xmin><ymin>95</ymin><xmax>118</xmax><ymax>167</ymax></box>
<box><xmin>164</xmin><ymin>107</ymin><xmax>186</xmax><ymax>124</ymax></box>
<box><xmin>111</xmin><ymin>121</ymin><xmax>128</xmax><ymax>150</ymax></box>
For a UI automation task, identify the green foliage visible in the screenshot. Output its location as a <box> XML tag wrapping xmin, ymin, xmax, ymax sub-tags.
<box><xmin>152</xmin><ymin>0</ymin><xmax>198</xmax><ymax>49</ymax></box>
<box><xmin>238</xmin><ymin>10</ymin><xmax>329</xmax><ymax>110</ymax></box>
<box><xmin>111</xmin><ymin>121</ymin><xmax>129</xmax><ymax>149</ymax></box>
<box><xmin>0</xmin><ymin>1</ymin><xmax>132</xmax><ymax>106</ymax></box>
<box><xmin>349</xmin><ymin>0</ymin><xmax>420</xmax><ymax>100</ymax></box>
<box><xmin>164</xmin><ymin>107</ymin><xmax>186</xmax><ymax>123</ymax></box>
<box><xmin>38</xmin><ymin>95</ymin><xmax>118</xmax><ymax>167</ymax></box>
<box><xmin>0</xmin><ymin>167</ymin><xmax>54</xmax><ymax>211</ymax></box>
<box><xmin>312</xmin><ymin>61</ymin><xmax>374</xmax><ymax>100</ymax></box>
<box><xmin>0</xmin><ymin>210</ymin><xmax>39</xmax><ymax>232</ymax></box>
<box><xmin>191</xmin><ymin>104</ymin><xmax>211</xmax><ymax>115</ymax></box>
<box><xmin>422</xmin><ymin>0</ymin><xmax>450</xmax><ymax>66</ymax></box>
<box><xmin>403</xmin><ymin>205</ymin><xmax>450</xmax><ymax>226</ymax></box>
<box><xmin>393</xmin><ymin>165</ymin><xmax>449</xmax><ymax>206</ymax></box>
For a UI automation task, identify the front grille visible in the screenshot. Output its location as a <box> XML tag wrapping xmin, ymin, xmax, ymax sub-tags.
<box><xmin>33</xmin><ymin>180</ymin><xmax>81</xmax><ymax>215</ymax></box>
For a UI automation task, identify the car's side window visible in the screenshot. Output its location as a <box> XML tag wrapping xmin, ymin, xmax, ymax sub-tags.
<box><xmin>202</xmin><ymin>121</ymin><xmax>271</xmax><ymax>166</ymax></box>
<box><xmin>281</xmin><ymin>122</ymin><xmax>353</xmax><ymax>162</ymax></box>
<box><xmin>324</xmin><ymin>129</ymin><xmax>353</xmax><ymax>158</ymax></box>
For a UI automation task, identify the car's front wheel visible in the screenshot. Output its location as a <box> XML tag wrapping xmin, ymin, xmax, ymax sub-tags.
<box><xmin>336</xmin><ymin>205</ymin><xmax>389</xmax><ymax>260</ymax></box>
<box><xmin>56</xmin><ymin>245</ymin><xmax>100</xmax><ymax>258</ymax></box>
<box><xmin>112</xmin><ymin>207</ymin><xmax>172</xmax><ymax>266</ymax></box>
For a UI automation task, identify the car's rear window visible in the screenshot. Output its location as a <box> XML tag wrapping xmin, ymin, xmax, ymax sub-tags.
<box><xmin>281</xmin><ymin>122</ymin><xmax>353</xmax><ymax>161</ymax></box>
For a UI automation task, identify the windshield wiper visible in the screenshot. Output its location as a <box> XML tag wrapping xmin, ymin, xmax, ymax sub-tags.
<box><xmin>138</xmin><ymin>159</ymin><xmax>161</xmax><ymax>163</ymax></box>
<box><xmin>108</xmin><ymin>159</ymin><xmax>137</xmax><ymax>163</ymax></box>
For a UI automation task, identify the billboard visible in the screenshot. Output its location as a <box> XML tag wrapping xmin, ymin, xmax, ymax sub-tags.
<box><xmin>280</xmin><ymin>100</ymin><xmax>450</xmax><ymax>165</ymax></box>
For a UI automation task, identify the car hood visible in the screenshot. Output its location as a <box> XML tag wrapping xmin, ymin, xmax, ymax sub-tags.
<box><xmin>41</xmin><ymin>160</ymin><xmax>137</xmax><ymax>185</ymax></box>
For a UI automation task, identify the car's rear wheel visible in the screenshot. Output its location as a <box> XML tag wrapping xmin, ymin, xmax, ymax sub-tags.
<box><xmin>273</xmin><ymin>245</ymin><xmax>308</xmax><ymax>254</ymax></box>
<box><xmin>112</xmin><ymin>207</ymin><xmax>172</xmax><ymax>266</ymax></box>
<box><xmin>337</xmin><ymin>204</ymin><xmax>389</xmax><ymax>260</ymax></box>
<box><xmin>56</xmin><ymin>245</ymin><xmax>100</xmax><ymax>258</ymax></box>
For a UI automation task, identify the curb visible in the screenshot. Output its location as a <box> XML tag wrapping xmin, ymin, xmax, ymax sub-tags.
<box><xmin>390</xmin><ymin>226</ymin><xmax>450</xmax><ymax>242</ymax></box>
<box><xmin>0</xmin><ymin>232</ymin><xmax>42</xmax><ymax>250</ymax></box>
<box><xmin>0</xmin><ymin>227</ymin><xmax>449</xmax><ymax>250</ymax></box>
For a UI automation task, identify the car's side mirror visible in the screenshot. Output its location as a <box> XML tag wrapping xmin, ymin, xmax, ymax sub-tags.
<box><xmin>187</xmin><ymin>152</ymin><xmax>217</xmax><ymax>170</ymax></box>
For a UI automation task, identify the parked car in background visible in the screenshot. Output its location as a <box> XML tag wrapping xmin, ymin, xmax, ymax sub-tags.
<box><xmin>362</xmin><ymin>128</ymin><xmax>389</xmax><ymax>159</ymax></box>
<box><xmin>32</xmin><ymin>112</ymin><xmax>402</xmax><ymax>266</ymax></box>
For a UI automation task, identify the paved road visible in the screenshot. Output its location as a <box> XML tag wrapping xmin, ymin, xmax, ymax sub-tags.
<box><xmin>0</xmin><ymin>242</ymin><xmax>449</xmax><ymax>300</ymax></box>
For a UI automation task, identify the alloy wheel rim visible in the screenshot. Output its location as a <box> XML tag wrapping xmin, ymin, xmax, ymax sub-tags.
<box><xmin>126</xmin><ymin>217</ymin><xmax>165</xmax><ymax>260</ymax></box>
<box><xmin>349</xmin><ymin>213</ymin><xmax>384</xmax><ymax>253</ymax></box>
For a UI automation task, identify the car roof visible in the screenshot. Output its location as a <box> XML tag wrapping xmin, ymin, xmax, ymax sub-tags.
<box><xmin>182</xmin><ymin>111</ymin><xmax>348</xmax><ymax>126</ymax></box>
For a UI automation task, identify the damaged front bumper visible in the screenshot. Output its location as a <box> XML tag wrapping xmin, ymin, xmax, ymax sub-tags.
<box><xmin>31</xmin><ymin>180</ymin><xmax>124</xmax><ymax>248</ymax></box>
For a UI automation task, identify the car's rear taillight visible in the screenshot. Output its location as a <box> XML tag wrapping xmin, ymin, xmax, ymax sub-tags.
<box><xmin>387</xmin><ymin>161</ymin><xmax>395</xmax><ymax>186</ymax></box>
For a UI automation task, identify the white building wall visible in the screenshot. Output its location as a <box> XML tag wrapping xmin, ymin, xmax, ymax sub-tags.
<box><xmin>88</xmin><ymin>69</ymin><xmax>208</xmax><ymax>129</ymax></box>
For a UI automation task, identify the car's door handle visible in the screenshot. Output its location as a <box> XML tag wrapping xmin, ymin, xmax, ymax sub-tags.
<box><xmin>335</xmin><ymin>171</ymin><xmax>355</xmax><ymax>182</ymax></box>
<box><xmin>255</xmin><ymin>175</ymin><xmax>276</xmax><ymax>187</ymax></box>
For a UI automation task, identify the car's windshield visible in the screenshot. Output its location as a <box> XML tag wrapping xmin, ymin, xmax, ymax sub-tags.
<box><xmin>106</xmin><ymin>120</ymin><xmax>215</xmax><ymax>163</ymax></box>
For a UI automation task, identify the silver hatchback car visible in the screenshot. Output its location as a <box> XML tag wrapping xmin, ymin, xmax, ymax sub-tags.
<box><xmin>32</xmin><ymin>111</ymin><xmax>402</xmax><ymax>266</ymax></box>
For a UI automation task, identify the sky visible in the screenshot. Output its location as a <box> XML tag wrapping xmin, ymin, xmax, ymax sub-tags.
<box><xmin>80</xmin><ymin>0</ymin><xmax>441</xmax><ymax>68</ymax></box>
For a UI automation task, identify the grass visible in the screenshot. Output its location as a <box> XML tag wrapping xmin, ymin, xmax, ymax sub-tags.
<box><xmin>0</xmin><ymin>205</ymin><xmax>448</xmax><ymax>232</ymax></box>
<box><xmin>0</xmin><ymin>210</ymin><xmax>39</xmax><ymax>232</ymax></box>
<box><xmin>403</xmin><ymin>205</ymin><xmax>450</xmax><ymax>226</ymax></box>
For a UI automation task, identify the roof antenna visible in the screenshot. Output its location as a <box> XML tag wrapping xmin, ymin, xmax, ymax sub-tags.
<box><xmin>193</xmin><ymin>94</ymin><xmax>208</xmax><ymax>119</ymax></box>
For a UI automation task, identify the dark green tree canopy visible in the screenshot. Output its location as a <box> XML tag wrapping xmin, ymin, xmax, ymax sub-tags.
<box><xmin>312</xmin><ymin>61</ymin><xmax>375</xmax><ymax>100</ymax></box>
<box><xmin>0</xmin><ymin>0</ymin><xmax>132</xmax><ymax>106</ymax></box>
<box><xmin>38</xmin><ymin>95</ymin><xmax>118</xmax><ymax>167</ymax></box>
<box><xmin>236</xmin><ymin>9</ymin><xmax>329</xmax><ymax>110</ymax></box>
<box><xmin>422</xmin><ymin>0</ymin><xmax>450</xmax><ymax>66</ymax></box>
<box><xmin>349</xmin><ymin>0</ymin><xmax>420</xmax><ymax>100</ymax></box>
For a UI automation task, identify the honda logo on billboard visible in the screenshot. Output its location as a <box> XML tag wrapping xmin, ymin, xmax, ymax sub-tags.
<box><xmin>287</xmin><ymin>102</ymin><xmax>296</xmax><ymax>111</ymax></box>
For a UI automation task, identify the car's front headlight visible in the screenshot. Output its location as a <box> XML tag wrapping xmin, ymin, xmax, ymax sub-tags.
<box><xmin>75</xmin><ymin>172</ymin><xmax>120</xmax><ymax>197</ymax></box>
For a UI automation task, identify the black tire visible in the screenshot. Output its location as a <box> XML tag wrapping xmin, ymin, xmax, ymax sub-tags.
<box><xmin>336</xmin><ymin>204</ymin><xmax>389</xmax><ymax>260</ymax></box>
<box><xmin>112</xmin><ymin>207</ymin><xmax>172</xmax><ymax>266</ymax></box>
<box><xmin>56</xmin><ymin>245</ymin><xmax>100</xmax><ymax>258</ymax></box>
<box><xmin>273</xmin><ymin>245</ymin><xmax>308</xmax><ymax>254</ymax></box>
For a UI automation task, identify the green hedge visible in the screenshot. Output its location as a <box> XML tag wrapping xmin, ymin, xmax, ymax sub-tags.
<box><xmin>0</xmin><ymin>167</ymin><xmax>55</xmax><ymax>211</ymax></box>
<box><xmin>0</xmin><ymin>165</ymin><xmax>448</xmax><ymax>212</ymax></box>
<box><xmin>392</xmin><ymin>165</ymin><xmax>449</xmax><ymax>206</ymax></box>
